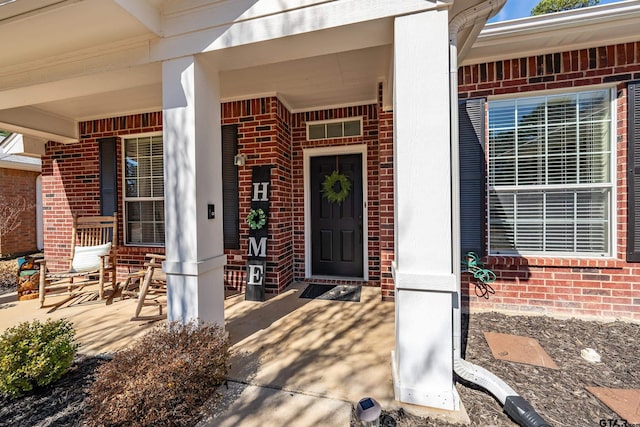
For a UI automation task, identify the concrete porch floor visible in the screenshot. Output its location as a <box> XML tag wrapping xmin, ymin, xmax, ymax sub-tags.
<box><xmin>0</xmin><ymin>283</ymin><xmax>468</xmax><ymax>425</ymax></box>
<box><xmin>225</xmin><ymin>283</ymin><xmax>395</xmax><ymax>405</ymax></box>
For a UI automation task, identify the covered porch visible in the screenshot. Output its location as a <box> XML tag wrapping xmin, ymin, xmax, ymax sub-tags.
<box><xmin>0</xmin><ymin>0</ymin><xmax>505</xmax><ymax>413</ymax></box>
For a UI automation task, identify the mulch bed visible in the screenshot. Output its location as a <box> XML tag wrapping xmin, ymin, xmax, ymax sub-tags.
<box><xmin>0</xmin><ymin>355</ymin><xmax>110</xmax><ymax>427</ymax></box>
<box><xmin>357</xmin><ymin>312</ymin><xmax>640</xmax><ymax>427</ymax></box>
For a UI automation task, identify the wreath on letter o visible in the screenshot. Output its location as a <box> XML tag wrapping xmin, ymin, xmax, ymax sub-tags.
<box><xmin>246</xmin><ymin>208</ymin><xmax>267</xmax><ymax>230</ymax></box>
<box><xmin>322</xmin><ymin>170</ymin><xmax>351</xmax><ymax>204</ymax></box>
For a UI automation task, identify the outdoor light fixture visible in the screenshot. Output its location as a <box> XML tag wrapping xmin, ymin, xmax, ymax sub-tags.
<box><xmin>233</xmin><ymin>153</ymin><xmax>247</xmax><ymax>166</ymax></box>
<box><xmin>355</xmin><ymin>397</ymin><xmax>382</xmax><ymax>427</ymax></box>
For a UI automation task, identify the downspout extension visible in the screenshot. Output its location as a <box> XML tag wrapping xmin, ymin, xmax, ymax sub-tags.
<box><xmin>449</xmin><ymin>2</ymin><xmax>550</xmax><ymax>427</ymax></box>
<box><xmin>453</xmin><ymin>359</ymin><xmax>551</xmax><ymax>427</ymax></box>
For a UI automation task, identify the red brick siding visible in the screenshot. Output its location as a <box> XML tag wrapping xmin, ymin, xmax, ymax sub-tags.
<box><xmin>0</xmin><ymin>168</ymin><xmax>39</xmax><ymax>256</ymax></box>
<box><xmin>42</xmin><ymin>113</ymin><xmax>164</xmax><ymax>277</ymax></box>
<box><xmin>44</xmin><ymin>100</ymin><xmax>296</xmax><ymax>294</ymax></box>
<box><xmin>377</xmin><ymin>84</ymin><xmax>395</xmax><ymax>301</ymax></box>
<box><xmin>221</xmin><ymin>97</ymin><xmax>293</xmax><ymax>294</ymax></box>
<box><xmin>222</xmin><ymin>97</ymin><xmax>390</xmax><ymax>293</ymax></box>
<box><xmin>458</xmin><ymin>41</ymin><xmax>640</xmax><ymax>321</ymax></box>
<box><xmin>378</xmin><ymin>114</ymin><xmax>394</xmax><ymax>300</ymax></box>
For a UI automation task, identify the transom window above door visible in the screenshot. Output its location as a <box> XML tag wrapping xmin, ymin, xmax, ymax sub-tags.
<box><xmin>487</xmin><ymin>89</ymin><xmax>613</xmax><ymax>257</ymax></box>
<box><xmin>307</xmin><ymin>118</ymin><xmax>362</xmax><ymax>140</ymax></box>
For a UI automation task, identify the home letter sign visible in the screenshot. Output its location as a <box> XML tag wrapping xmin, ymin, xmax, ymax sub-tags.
<box><xmin>245</xmin><ymin>165</ymin><xmax>271</xmax><ymax>301</ymax></box>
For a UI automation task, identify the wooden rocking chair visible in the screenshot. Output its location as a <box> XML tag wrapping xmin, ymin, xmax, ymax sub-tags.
<box><xmin>38</xmin><ymin>213</ymin><xmax>118</xmax><ymax>307</ymax></box>
<box><xmin>120</xmin><ymin>253</ymin><xmax>167</xmax><ymax>320</ymax></box>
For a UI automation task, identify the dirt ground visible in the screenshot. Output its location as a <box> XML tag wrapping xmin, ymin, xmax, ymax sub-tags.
<box><xmin>1</xmin><ymin>256</ymin><xmax>639</xmax><ymax>426</ymax></box>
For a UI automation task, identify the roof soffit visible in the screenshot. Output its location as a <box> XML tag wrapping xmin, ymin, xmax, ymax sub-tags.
<box><xmin>449</xmin><ymin>0</ymin><xmax>507</xmax><ymax>63</ymax></box>
<box><xmin>464</xmin><ymin>0</ymin><xmax>640</xmax><ymax>66</ymax></box>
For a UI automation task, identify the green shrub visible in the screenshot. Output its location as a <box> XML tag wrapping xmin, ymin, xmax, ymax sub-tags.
<box><xmin>0</xmin><ymin>318</ymin><xmax>79</xmax><ymax>397</ymax></box>
<box><xmin>85</xmin><ymin>320</ymin><xmax>230</xmax><ymax>427</ymax></box>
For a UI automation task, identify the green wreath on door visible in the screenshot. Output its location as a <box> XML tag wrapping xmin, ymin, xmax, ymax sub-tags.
<box><xmin>322</xmin><ymin>170</ymin><xmax>351</xmax><ymax>204</ymax></box>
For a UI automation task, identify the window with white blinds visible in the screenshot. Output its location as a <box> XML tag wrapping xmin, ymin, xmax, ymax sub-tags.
<box><xmin>124</xmin><ymin>135</ymin><xmax>165</xmax><ymax>246</ymax></box>
<box><xmin>488</xmin><ymin>90</ymin><xmax>613</xmax><ymax>256</ymax></box>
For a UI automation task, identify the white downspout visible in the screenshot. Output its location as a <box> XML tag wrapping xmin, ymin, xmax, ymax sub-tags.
<box><xmin>449</xmin><ymin>2</ymin><xmax>550</xmax><ymax>426</ymax></box>
<box><xmin>450</xmin><ymin>0</ymin><xmax>506</xmax><ymax>364</ymax></box>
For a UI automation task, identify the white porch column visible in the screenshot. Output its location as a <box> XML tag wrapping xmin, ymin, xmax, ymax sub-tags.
<box><xmin>391</xmin><ymin>9</ymin><xmax>459</xmax><ymax>410</ymax></box>
<box><xmin>162</xmin><ymin>56</ymin><xmax>226</xmax><ymax>326</ymax></box>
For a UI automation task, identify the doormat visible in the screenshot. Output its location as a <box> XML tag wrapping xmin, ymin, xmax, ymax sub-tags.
<box><xmin>299</xmin><ymin>284</ymin><xmax>361</xmax><ymax>302</ymax></box>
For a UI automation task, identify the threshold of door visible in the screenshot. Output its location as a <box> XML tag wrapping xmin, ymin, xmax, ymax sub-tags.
<box><xmin>305</xmin><ymin>276</ymin><xmax>367</xmax><ymax>284</ymax></box>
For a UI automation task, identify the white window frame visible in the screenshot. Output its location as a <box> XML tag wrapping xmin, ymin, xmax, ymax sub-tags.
<box><xmin>306</xmin><ymin>117</ymin><xmax>363</xmax><ymax>141</ymax></box>
<box><xmin>487</xmin><ymin>87</ymin><xmax>616</xmax><ymax>258</ymax></box>
<box><xmin>122</xmin><ymin>132</ymin><xmax>165</xmax><ymax>247</ymax></box>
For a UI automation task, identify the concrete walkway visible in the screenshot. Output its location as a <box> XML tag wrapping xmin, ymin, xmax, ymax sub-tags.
<box><xmin>198</xmin><ymin>381</ymin><xmax>352</xmax><ymax>427</ymax></box>
<box><xmin>0</xmin><ymin>283</ymin><xmax>468</xmax><ymax>426</ymax></box>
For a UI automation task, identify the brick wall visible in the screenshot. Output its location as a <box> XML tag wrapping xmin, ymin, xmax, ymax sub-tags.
<box><xmin>458</xmin><ymin>42</ymin><xmax>640</xmax><ymax>321</ymax></box>
<box><xmin>43</xmin><ymin>97</ymin><xmax>389</xmax><ymax>295</ymax></box>
<box><xmin>222</xmin><ymin>97</ymin><xmax>390</xmax><ymax>294</ymax></box>
<box><xmin>42</xmin><ymin>113</ymin><xmax>164</xmax><ymax>276</ymax></box>
<box><xmin>222</xmin><ymin>97</ymin><xmax>294</xmax><ymax>294</ymax></box>
<box><xmin>0</xmin><ymin>168</ymin><xmax>39</xmax><ymax>256</ymax></box>
<box><xmin>43</xmin><ymin>103</ymin><xmax>296</xmax><ymax>292</ymax></box>
<box><xmin>378</xmin><ymin>99</ymin><xmax>395</xmax><ymax>301</ymax></box>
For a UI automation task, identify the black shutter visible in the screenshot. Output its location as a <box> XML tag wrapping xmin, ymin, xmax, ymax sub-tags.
<box><xmin>627</xmin><ymin>82</ymin><xmax>640</xmax><ymax>261</ymax></box>
<box><xmin>222</xmin><ymin>125</ymin><xmax>240</xmax><ymax>250</ymax></box>
<box><xmin>459</xmin><ymin>98</ymin><xmax>486</xmax><ymax>258</ymax></box>
<box><xmin>98</xmin><ymin>137</ymin><xmax>118</xmax><ymax>216</ymax></box>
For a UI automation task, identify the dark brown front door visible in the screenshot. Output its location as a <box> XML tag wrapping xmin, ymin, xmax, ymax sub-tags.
<box><xmin>310</xmin><ymin>154</ymin><xmax>363</xmax><ymax>277</ymax></box>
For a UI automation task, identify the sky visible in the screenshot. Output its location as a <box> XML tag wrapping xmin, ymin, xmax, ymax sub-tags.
<box><xmin>489</xmin><ymin>0</ymin><xmax>625</xmax><ymax>23</ymax></box>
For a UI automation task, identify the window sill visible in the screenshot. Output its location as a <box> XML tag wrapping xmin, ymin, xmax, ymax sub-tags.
<box><xmin>124</xmin><ymin>243</ymin><xmax>165</xmax><ymax>248</ymax></box>
<box><xmin>486</xmin><ymin>255</ymin><xmax>625</xmax><ymax>269</ymax></box>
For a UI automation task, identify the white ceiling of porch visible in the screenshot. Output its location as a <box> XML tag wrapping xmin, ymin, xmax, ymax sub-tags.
<box><xmin>0</xmin><ymin>0</ymin><xmax>394</xmax><ymax>124</ymax></box>
<box><xmin>32</xmin><ymin>44</ymin><xmax>391</xmax><ymax>120</ymax></box>
<box><xmin>0</xmin><ymin>0</ymin><xmax>153</xmax><ymax>66</ymax></box>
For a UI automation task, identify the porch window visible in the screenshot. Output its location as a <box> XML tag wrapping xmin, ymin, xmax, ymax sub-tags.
<box><xmin>124</xmin><ymin>135</ymin><xmax>165</xmax><ymax>246</ymax></box>
<box><xmin>488</xmin><ymin>89</ymin><xmax>613</xmax><ymax>256</ymax></box>
<box><xmin>307</xmin><ymin>118</ymin><xmax>362</xmax><ymax>140</ymax></box>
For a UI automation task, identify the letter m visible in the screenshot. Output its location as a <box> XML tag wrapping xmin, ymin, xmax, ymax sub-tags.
<box><xmin>248</xmin><ymin>236</ymin><xmax>267</xmax><ymax>257</ymax></box>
